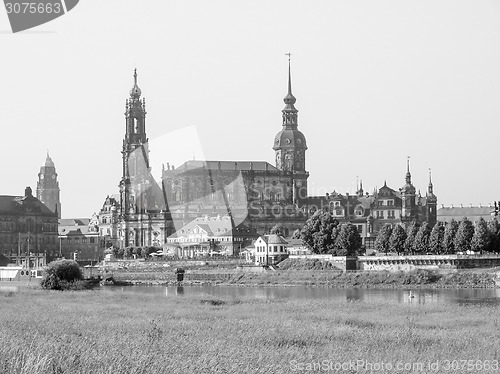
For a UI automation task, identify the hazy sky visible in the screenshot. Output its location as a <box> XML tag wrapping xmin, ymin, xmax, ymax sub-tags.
<box><xmin>1</xmin><ymin>0</ymin><xmax>500</xmax><ymax>218</ymax></box>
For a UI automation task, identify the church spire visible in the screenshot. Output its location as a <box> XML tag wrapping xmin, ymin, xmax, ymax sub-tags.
<box><xmin>130</xmin><ymin>68</ymin><xmax>142</xmax><ymax>99</ymax></box>
<box><xmin>428</xmin><ymin>168</ymin><xmax>434</xmax><ymax>194</ymax></box>
<box><xmin>405</xmin><ymin>156</ymin><xmax>411</xmax><ymax>184</ymax></box>
<box><xmin>282</xmin><ymin>53</ymin><xmax>298</xmax><ymax>128</ymax></box>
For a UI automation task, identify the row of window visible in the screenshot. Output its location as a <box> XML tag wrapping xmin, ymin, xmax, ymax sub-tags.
<box><xmin>0</xmin><ymin>222</ymin><xmax>57</xmax><ymax>232</ymax></box>
<box><xmin>62</xmin><ymin>237</ymin><xmax>96</xmax><ymax>244</ymax></box>
<box><xmin>376</xmin><ymin>210</ymin><xmax>396</xmax><ymax>219</ymax></box>
<box><xmin>377</xmin><ymin>200</ymin><xmax>395</xmax><ymax>206</ymax></box>
<box><xmin>0</xmin><ymin>235</ymin><xmax>57</xmax><ymax>245</ymax></box>
<box><xmin>256</xmin><ymin>245</ymin><xmax>286</xmax><ymax>253</ymax></box>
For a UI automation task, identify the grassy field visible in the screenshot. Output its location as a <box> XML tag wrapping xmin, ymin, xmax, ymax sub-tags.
<box><xmin>1</xmin><ymin>289</ymin><xmax>499</xmax><ymax>373</ymax></box>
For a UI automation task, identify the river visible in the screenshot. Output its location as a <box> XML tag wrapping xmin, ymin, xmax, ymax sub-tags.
<box><xmin>2</xmin><ymin>282</ymin><xmax>500</xmax><ymax>305</ymax></box>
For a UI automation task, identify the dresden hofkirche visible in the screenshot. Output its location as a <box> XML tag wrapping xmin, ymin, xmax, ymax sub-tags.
<box><xmin>104</xmin><ymin>63</ymin><xmax>437</xmax><ymax>249</ymax></box>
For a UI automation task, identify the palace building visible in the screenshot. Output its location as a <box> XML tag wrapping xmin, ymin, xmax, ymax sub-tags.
<box><xmin>0</xmin><ymin>187</ymin><xmax>59</xmax><ymax>266</ymax></box>
<box><xmin>101</xmin><ymin>63</ymin><xmax>437</xmax><ymax>249</ymax></box>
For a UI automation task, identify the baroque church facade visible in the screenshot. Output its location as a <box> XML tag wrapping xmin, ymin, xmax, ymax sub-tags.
<box><xmin>101</xmin><ymin>63</ymin><xmax>437</xmax><ymax>249</ymax></box>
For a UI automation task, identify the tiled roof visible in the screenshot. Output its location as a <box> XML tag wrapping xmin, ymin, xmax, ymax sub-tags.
<box><xmin>169</xmin><ymin>215</ymin><xmax>257</xmax><ymax>239</ymax></box>
<box><xmin>59</xmin><ymin>226</ymin><xmax>96</xmax><ymax>236</ymax></box>
<box><xmin>167</xmin><ymin>160</ymin><xmax>279</xmax><ymax>172</ymax></box>
<box><xmin>263</xmin><ymin>234</ymin><xmax>288</xmax><ymax>244</ymax></box>
<box><xmin>0</xmin><ymin>253</ymin><xmax>11</xmax><ymax>266</ymax></box>
<box><xmin>59</xmin><ymin>218</ymin><xmax>90</xmax><ymax>226</ymax></box>
<box><xmin>0</xmin><ymin>195</ymin><xmax>55</xmax><ymax>216</ymax></box>
<box><xmin>286</xmin><ymin>238</ymin><xmax>305</xmax><ymax>247</ymax></box>
<box><xmin>438</xmin><ymin>207</ymin><xmax>492</xmax><ymax>221</ymax></box>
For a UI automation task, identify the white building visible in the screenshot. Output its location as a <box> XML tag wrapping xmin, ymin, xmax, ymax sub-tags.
<box><xmin>254</xmin><ymin>234</ymin><xmax>288</xmax><ymax>265</ymax></box>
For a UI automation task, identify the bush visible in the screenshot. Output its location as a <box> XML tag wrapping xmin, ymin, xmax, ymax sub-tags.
<box><xmin>40</xmin><ymin>260</ymin><xmax>85</xmax><ymax>291</ymax></box>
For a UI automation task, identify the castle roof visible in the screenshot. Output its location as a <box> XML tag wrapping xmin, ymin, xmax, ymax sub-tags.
<box><xmin>168</xmin><ymin>160</ymin><xmax>279</xmax><ymax>172</ymax></box>
<box><xmin>437</xmin><ymin>206</ymin><xmax>492</xmax><ymax>222</ymax></box>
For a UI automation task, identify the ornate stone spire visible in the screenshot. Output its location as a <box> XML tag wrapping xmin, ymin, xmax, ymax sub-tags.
<box><xmin>282</xmin><ymin>53</ymin><xmax>298</xmax><ymax>128</ymax></box>
<box><xmin>405</xmin><ymin>156</ymin><xmax>411</xmax><ymax>184</ymax></box>
<box><xmin>130</xmin><ymin>68</ymin><xmax>142</xmax><ymax>99</ymax></box>
<box><xmin>428</xmin><ymin>168</ymin><xmax>433</xmax><ymax>194</ymax></box>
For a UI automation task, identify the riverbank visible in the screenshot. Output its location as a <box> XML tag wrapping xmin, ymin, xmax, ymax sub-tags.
<box><xmin>109</xmin><ymin>268</ymin><xmax>500</xmax><ymax>288</ymax></box>
<box><xmin>1</xmin><ymin>289</ymin><xmax>498</xmax><ymax>374</ymax></box>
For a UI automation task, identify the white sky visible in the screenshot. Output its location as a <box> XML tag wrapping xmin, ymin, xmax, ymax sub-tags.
<box><xmin>1</xmin><ymin>0</ymin><xmax>500</xmax><ymax>218</ymax></box>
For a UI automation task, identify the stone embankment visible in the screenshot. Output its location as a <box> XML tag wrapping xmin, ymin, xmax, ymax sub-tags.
<box><xmin>103</xmin><ymin>258</ymin><xmax>499</xmax><ymax>288</ymax></box>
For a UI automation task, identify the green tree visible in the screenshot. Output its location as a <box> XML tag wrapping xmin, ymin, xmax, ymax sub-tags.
<box><xmin>374</xmin><ymin>224</ymin><xmax>392</xmax><ymax>254</ymax></box>
<box><xmin>428</xmin><ymin>222</ymin><xmax>444</xmax><ymax>254</ymax></box>
<box><xmin>414</xmin><ymin>222</ymin><xmax>431</xmax><ymax>254</ymax></box>
<box><xmin>487</xmin><ymin>218</ymin><xmax>500</xmax><ymax>253</ymax></box>
<box><xmin>270</xmin><ymin>224</ymin><xmax>285</xmax><ymax>236</ymax></box>
<box><xmin>404</xmin><ymin>221</ymin><xmax>420</xmax><ymax>254</ymax></box>
<box><xmin>300</xmin><ymin>211</ymin><xmax>339</xmax><ymax>254</ymax></box>
<box><xmin>388</xmin><ymin>224</ymin><xmax>407</xmax><ymax>255</ymax></box>
<box><xmin>471</xmin><ymin>218</ymin><xmax>490</xmax><ymax>253</ymax></box>
<box><xmin>40</xmin><ymin>259</ymin><xmax>83</xmax><ymax>290</ymax></box>
<box><xmin>334</xmin><ymin>223</ymin><xmax>362</xmax><ymax>256</ymax></box>
<box><xmin>124</xmin><ymin>246</ymin><xmax>133</xmax><ymax>259</ymax></box>
<box><xmin>443</xmin><ymin>219</ymin><xmax>459</xmax><ymax>254</ymax></box>
<box><xmin>454</xmin><ymin>218</ymin><xmax>474</xmax><ymax>253</ymax></box>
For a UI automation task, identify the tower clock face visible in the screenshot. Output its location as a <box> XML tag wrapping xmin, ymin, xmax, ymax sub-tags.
<box><xmin>52</xmin><ymin>174</ymin><xmax>56</xmax><ymax>179</ymax></box>
<box><xmin>40</xmin><ymin>175</ymin><xmax>44</xmax><ymax>179</ymax></box>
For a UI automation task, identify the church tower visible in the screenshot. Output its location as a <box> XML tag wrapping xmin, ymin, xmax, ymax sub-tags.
<box><xmin>119</xmin><ymin>69</ymin><xmax>151</xmax><ymax>217</ymax></box>
<box><xmin>400</xmin><ymin>157</ymin><xmax>416</xmax><ymax>223</ymax></box>
<box><xmin>273</xmin><ymin>55</ymin><xmax>309</xmax><ymax>204</ymax></box>
<box><xmin>36</xmin><ymin>153</ymin><xmax>61</xmax><ymax>218</ymax></box>
<box><xmin>426</xmin><ymin>169</ymin><xmax>437</xmax><ymax>226</ymax></box>
<box><xmin>118</xmin><ymin>69</ymin><xmax>169</xmax><ymax>248</ymax></box>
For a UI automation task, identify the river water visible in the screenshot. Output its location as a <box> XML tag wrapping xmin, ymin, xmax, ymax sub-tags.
<box><xmin>96</xmin><ymin>285</ymin><xmax>500</xmax><ymax>306</ymax></box>
<box><xmin>2</xmin><ymin>282</ymin><xmax>500</xmax><ymax>306</ymax></box>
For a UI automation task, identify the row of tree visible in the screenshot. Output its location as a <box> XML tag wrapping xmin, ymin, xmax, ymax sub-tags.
<box><xmin>374</xmin><ymin>217</ymin><xmax>500</xmax><ymax>255</ymax></box>
<box><xmin>293</xmin><ymin>211</ymin><xmax>363</xmax><ymax>256</ymax></box>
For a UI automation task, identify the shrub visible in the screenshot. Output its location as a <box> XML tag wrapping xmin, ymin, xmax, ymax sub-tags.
<box><xmin>40</xmin><ymin>260</ymin><xmax>84</xmax><ymax>291</ymax></box>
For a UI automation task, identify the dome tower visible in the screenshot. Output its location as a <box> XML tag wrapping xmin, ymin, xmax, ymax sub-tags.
<box><xmin>273</xmin><ymin>55</ymin><xmax>309</xmax><ymax>204</ymax></box>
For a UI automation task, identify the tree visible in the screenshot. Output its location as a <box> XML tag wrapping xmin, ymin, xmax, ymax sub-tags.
<box><xmin>124</xmin><ymin>246</ymin><xmax>133</xmax><ymax>259</ymax></box>
<box><xmin>471</xmin><ymin>218</ymin><xmax>490</xmax><ymax>253</ymax></box>
<box><xmin>300</xmin><ymin>211</ymin><xmax>339</xmax><ymax>254</ymax></box>
<box><xmin>334</xmin><ymin>223</ymin><xmax>362</xmax><ymax>256</ymax></box>
<box><xmin>40</xmin><ymin>259</ymin><xmax>83</xmax><ymax>290</ymax></box>
<box><xmin>454</xmin><ymin>218</ymin><xmax>474</xmax><ymax>253</ymax></box>
<box><xmin>388</xmin><ymin>224</ymin><xmax>407</xmax><ymax>255</ymax></box>
<box><xmin>413</xmin><ymin>222</ymin><xmax>431</xmax><ymax>254</ymax></box>
<box><xmin>487</xmin><ymin>218</ymin><xmax>500</xmax><ymax>253</ymax></box>
<box><xmin>291</xmin><ymin>229</ymin><xmax>301</xmax><ymax>239</ymax></box>
<box><xmin>141</xmin><ymin>246</ymin><xmax>155</xmax><ymax>259</ymax></box>
<box><xmin>428</xmin><ymin>222</ymin><xmax>444</xmax><ymax>254</ymax></box>
<box><xmin>404</xmin><ymin>221</ymin><xmax>420</xmax><ymax>254</ymax></box>
<box><xmin>270</xmin><ymin>224</ymin><xmax>285</xmax><ymax>236</ymax></box>
<box><xmin>374</xmin><ymin>224</ymin><xmax>392</xmax><ymax>254</ymax></box>
<box><xmin>443</xmin><ymin>219</ymin><xmax>458</xmax><ymax>254</ymax></box>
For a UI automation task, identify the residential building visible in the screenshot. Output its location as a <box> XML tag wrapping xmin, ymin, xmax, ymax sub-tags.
<box><xmin>59</xmin><ymin>217</ymin><xmax>102</xmax><ymax>261</ymax></box>
<box><xmin>254</xmin><ymin>234</ymin><xmax>288</xmax><ymax>265</ymax></box>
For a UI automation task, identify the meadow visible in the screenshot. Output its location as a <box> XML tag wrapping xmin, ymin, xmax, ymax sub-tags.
<box><xmin>0</xmin><ymin>288</ymin><xmax>499</xmax><ymax>373</ymax></box>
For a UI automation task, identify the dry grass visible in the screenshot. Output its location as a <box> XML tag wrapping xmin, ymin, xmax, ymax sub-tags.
<box><xmin>0</xmin><ymin>289</ymin><xmax>499</xmax><ymax>373</ymax></box>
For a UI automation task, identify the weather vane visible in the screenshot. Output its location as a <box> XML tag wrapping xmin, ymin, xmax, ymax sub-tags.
<box><xmin>285</xmin><ymin>52</ymin><xmax>292</xmax><ymax>61</ymax></box>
